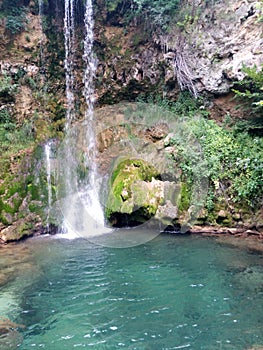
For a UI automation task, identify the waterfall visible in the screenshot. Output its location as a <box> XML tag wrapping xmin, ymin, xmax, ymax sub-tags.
<box><xmin>81</xmin><ymin>0</ymin><xmax>105</xmax><ymax>227</ymax></box>
<box><xmin>58</xmin><ymin>0</ymin><xmax>110</xmax><ymax>239</ymax></box>
<box><xmin>44</xmin><ymin>141</ymin><xmax>53</xmax><ymax>231</ymax></box>
<box><xmin>64</xmin><ymin>0</ymin><xmax>76</xmax><ymax>129</ymax></box>
<box><xmin>38</xmin><ymin>0</ymin><xmax>44</xmax><ymax>68</ymax></box>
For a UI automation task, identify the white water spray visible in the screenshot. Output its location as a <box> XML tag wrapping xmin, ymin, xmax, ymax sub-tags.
<box><xmin>81</xmin><ymin>0</ymin><xmax>105</xmax><ymax>227</ymax></box>
<box><xmin>58</xmin><ymin>0</ymin><xmax>110</xmax><ymax>238</ymax></box>
<box><xmin>64</xmin><ymin>0</ymin><xmax>76</xmax><ymax>129</ymax></box>
<box><xmin>38</xmin><ymin>0</ymin><xmax>44</xmax><ymax>67</ymax></box>
<box><xmin>44</xmin><ymin>141</ymin><xmax>53</xmax><ymax>231</ymax></box>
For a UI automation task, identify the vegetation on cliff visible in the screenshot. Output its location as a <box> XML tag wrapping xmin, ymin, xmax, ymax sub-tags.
<box><xmin>232</xmin><ymin>64</ymin><xmax>263</xmax><ymax>133</ymax></box>
<box><xmin>0</xmin><ymin>0</ymin><xmax>262</xmax><ymax>239</ymax></box>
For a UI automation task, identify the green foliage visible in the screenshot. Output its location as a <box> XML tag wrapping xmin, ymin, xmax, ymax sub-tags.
<box><xmin>256</xmin><ymin>0</ymin><xmax>263</xmax><ymax>22</ymax></box>
<box><xmin>105</xmin><ymin>0</ymin><xmax>124</xmax><ymax>13</ymax></box>
<box><xmin>0</xmin><ymin>107</ymin><xmax>12</xmax><ymax>124</ymax></box>
<box><xmin>104</xmin><ymin>0</ymin><xmax>180</xmax><ymax>32</ymax></box>
<box><xmin>0</xmin><ymin>119</ymin><xmax>34</xmax><ymax>153</ymax></box>
<box><xmin>167</xmin><ymin>115</ymin><xmax>262</xmax><ymax>209</ymax></box>
<box><xmin>0</xmin><ymin>76</ymin><xmax>17</xmax><ymax>100</ymax></box>
<box><xmin>178</xmin><ymin>182</ymin><xmax>191</xmax><ymax>211</ymax></box>
<box><xmin>232</xmin><ymin>64</ymin><xmax>263</xmax><ymax>116</ymax></box>
<box><xmin>0</xmin><ymin>1</ymin><xmax>28</xmax><ymax>35</ymax></box>
<box><xmin>131</xmin><ymin>0</ymin><xmax>180</xmax><ymax>30</ymax></box>
<box><xmin>142</xmin><ymin>91</ymin><xmax>263</xmax><ymax>211</ymax></box>
<box><xmin>5</xmin><ymin>10</ymin><xmax>27</xmax><ymax>34</ymax></box>
<box><xmin>137</xmin><ymin>92</ymin><xmax>209</xmax><ymax>118</ymax></box>
<box><xmin>0</xmin><ymin>79</ymin><xmax>34</xmax><ymax>171</ymax></box>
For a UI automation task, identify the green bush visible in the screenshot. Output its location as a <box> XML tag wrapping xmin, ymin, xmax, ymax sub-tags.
<box><xmin>0</xmin><ymin>107</ymin><xmax>12</xmax><ymax>124</ymax></box>
<box><xmin>232</xmin><ymin>64</ymin><xmax>263</xmax><ymax>116</ymax></box>
<box><xmin>103</xmin><ymin>0</ymin><xmax>181</xmax><ymax>32</ymax></box>
<box><xmin>0</xmin><ymin>76</ymin><xmax>17</xmax><ymax>100</ymax></box>
<box><xmin>0</xmin><ymin>2</ymin><xmax>27</xmax><ymax>35</ymax></box>
<box><xmin>148</xmin><ymin>92</ymin><xmax>263</xmax><ymax>210</ymax></box>
<box><xmin>168</xmin><ymin>116</ymin><xmax>263</xmax><ymax>208</ymax></box>
<box><xmin>130</xmin><ymin>0</ymin><xmax>180</xmax><ymax>30</ymax></box>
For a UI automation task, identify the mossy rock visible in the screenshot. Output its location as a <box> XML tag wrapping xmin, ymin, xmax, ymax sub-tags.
<box><xmin>0</xmin><ymin>215</ymin><xmax>39</xmax><ymax>242</ymax></box>
<box><xmin>106</xmin><ymin>158</ymin><xmax>161</xmax><ymax>226</ymax></box>
<box><xmin>0</xmin><ymin>142</ymin><xmax>59</xmax><ymax>239</ymax></box>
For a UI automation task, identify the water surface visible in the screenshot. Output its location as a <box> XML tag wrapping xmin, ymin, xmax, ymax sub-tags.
<box><xmin>0</xmin><ymin>233</ymin><xmax>263</xmax><ymax>349</ymax></box>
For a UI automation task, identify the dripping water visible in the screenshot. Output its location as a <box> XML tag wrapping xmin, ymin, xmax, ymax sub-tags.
<box><xmin>59</xmin><ymin>0</ymin><xmax>110</xmax><ymax>238</ymax></box>
<box><xmin>64</xmin><ymin>0</ymin><xmax>76</xmax><ymax>129</ymax></box>
<box><xmin>80</xmin><ymin>0</ymin><xmax>105</xmax><ymax>228</ymax></box>
<box><xmin>38</xmin><ymin>0</ymin><xmax>44</xmax><ymax>68</ymax></box>
<box><xmin>59</xmin><ymin>0</ymin><xmax>78</xmax><ymax>237</ymax></box>
<box><xmin>44</xmin><ymin>141</ymin><xmax>53</xmax><ymax>231</ymax></box>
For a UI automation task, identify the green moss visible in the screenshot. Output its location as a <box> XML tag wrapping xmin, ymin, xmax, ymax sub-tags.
<box><xmin>28</xmin><ymin>202</ymin><xmax>43</xmax><ymax>215</ymax></box>
<box><xmin>5</xmin><ymin>181</ymin><xmax>26</xmax><ymax>199</ymax></box>
<box><xmin>0</xmin><ymin>213</ymin><xmax>12</xmax><ymax>225</ymax></box>
<box><xmin>178</xmin><ymin>182</ymin><xmax>191</xmax><ymax>212</ymax></box>
<box><xmin>106</xmin><ymin>158</ymin><xmax>160</xmax><ymax>221</ymax></box>
<box><xmin>110</xmin><ymin>158</ymin><xmax>158</xmax><ymax>199</ymax></box>
<box><xmin>111</xmin><ymin>158</ymin><xmax>158</xmax><ymax>185</ymax></box>
<box><xmin>16</xmin><ymin>221</ymin><xmax>33</xmax><ymax>237</ymax></box>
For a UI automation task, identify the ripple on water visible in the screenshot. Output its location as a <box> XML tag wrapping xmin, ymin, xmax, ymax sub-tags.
<box><xmin>0</xmin><ymin>234</ymin><xmax>262</xmax><ymax>349</ymax></box>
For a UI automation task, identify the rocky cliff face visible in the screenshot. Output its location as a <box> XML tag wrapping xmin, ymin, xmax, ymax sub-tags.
<box><xmin>93</xmin><ymin>0</ymin><xmax>263</xmax><ymax>108</ymax></box>
<box><xmin>181</xmin><ymin>0</ymin><xmax>262</xmax><ymax>95</ymax></box>
<box><xmin>0</xmin><ymin>0</ymin><xmax>262</xmax><ymax>241</ymax></box>
<box><xmin>1</xmin><ymin>0</ymin><xmax>261</xmax><ymax>121</ymax></box>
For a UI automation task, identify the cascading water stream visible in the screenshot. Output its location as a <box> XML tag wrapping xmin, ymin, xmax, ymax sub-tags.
<box><xmin>81</xmin><ymin>0</ymin><xmax>105</xmax><ymax>228</ymax></box>
<box><xmin>59</xmin><ymin>0</ymin><xmax>78</xmax><ymax>237</ymax></box>
<box><xmin>59</xmin><ymin>0</ymin><xmax>110</xmax><ymax>238</ymax></box>
<box><xmin>38</xmin><ymin>0</ymin><xmax>44</xmax><ymax>68</ymax></box>
<box><xmin>44</xmin><ymin>142</ymin><xmax>53</xmax><ymax>231</ymax></box>
<box><xmin>64</xmin><ymin>0</ymin><xmax>76</xmax><ymax>129</ymax></box>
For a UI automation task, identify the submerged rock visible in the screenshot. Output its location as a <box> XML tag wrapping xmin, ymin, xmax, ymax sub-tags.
<box><xmin>0</xmin><ymin>317</ymin><xmax>24</xmax><ymax>350</ymax></box>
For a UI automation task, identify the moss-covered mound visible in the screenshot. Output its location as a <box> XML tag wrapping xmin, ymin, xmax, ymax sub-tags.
<box><xmin>106</xmin><ymin>158</ymin><xmax>162</xmax><ymax>226</ymax></box>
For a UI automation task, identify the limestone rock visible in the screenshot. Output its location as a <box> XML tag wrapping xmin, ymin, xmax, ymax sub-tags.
<box><xmin>193</xmin><ymin>0</ymin><xmax>262</xmax><ymax>94</ymax></box>
<box><xmin>155</xmin><ymin>200</ymin><xmax>179</xmax><ymax>225</ymax></box>
<box><xmin>106</xmin><ymin>158</ymin><xmax>180</xmax><ymax>226</ymax></box>
<box><xmin>0</xmin><ymin>317</ymin><xmax>24</xmax><ymax>350</ymax></box>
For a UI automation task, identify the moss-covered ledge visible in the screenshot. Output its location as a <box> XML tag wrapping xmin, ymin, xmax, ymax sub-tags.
<box><xmin>0</xmin><ymin>144</ymin><xmax>58</xmax><ymax>243</ymax></box>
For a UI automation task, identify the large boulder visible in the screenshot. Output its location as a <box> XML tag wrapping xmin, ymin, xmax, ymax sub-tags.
<box><xmin>106</xmin><ymin>158</ymin><xmax>180</xmax><ymax>227</ymax></box>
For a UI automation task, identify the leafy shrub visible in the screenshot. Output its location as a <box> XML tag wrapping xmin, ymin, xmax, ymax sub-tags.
<box><xmin>137</xmin><ymin>91</ymin><xmax>209</xmax><ymax>118</ymax></box>
<box><xmin>103</xmin><ymin>0</ymin><xmax>180</xmax><ymax>32</ymax></box>
<box><xmin>130</xmin><ymin>0</ymin><xmax>180</xmax><ymax>30</ymax></box>
<box><xmin>0</xmin><ymin>1</ymin><xmax>27</xmax><ymax>35</ymax></box>
<box><xmin>232</xmin><ymin>64</ymin><xmax>263</xmax><ymax>116</ymax></box>
<box><xmin>0</xmin><ymin>118</ymin><xmax>34</xmax><ymax>153</ymax></box>
<box><xmin>0</xmin><ymin>76</ymin><xmax>17</xmax><ymax>100</ymax></box>
<box><xmin>0</xmin><ymin>108</ymin><xmax>12</xmax><ymax>123</ymax></box>
<box><xmin>168</xmin><ymin>116</ymin><xmax>263</xmax><ymax>208</ymax></box>
<box><xmin>151</xmin><ymin>92</ymin><xmax>263</xmax><ymax>209</ymax></box>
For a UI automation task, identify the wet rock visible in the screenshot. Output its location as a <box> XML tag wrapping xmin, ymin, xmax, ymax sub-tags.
<box><xmin>106</xmin><ymin>158</ymin><xmax>181</xmax><ymax>227</ymax></box>
<box><xmin>145</xmin><ymin>123</ymin><xmax>169</xmax><ymax>141</ymax></box>
<box><xmin>155</xmin><ymin>200</ymin><xmax>179</xmax><ymax>225</ymax></box>
<box><xmin>0</xmin><ymin>317</ymin><xmax>24</xmax><ymax>350</ymax></box>
<box><xmin>218</xmin><ymin>209</ymin><xmax>227</xmax><ymax>218</ymax></box>
<box><xmin>0</xmin><ymin>214</ymin><xmax>41</xmax><ymax>243</ymax></box>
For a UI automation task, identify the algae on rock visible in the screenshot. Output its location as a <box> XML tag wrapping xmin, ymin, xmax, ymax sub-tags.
<box><xmin>106</xmin><ymin>158</ymin><xmax>181</xmax><ymax>227</ymax></box>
